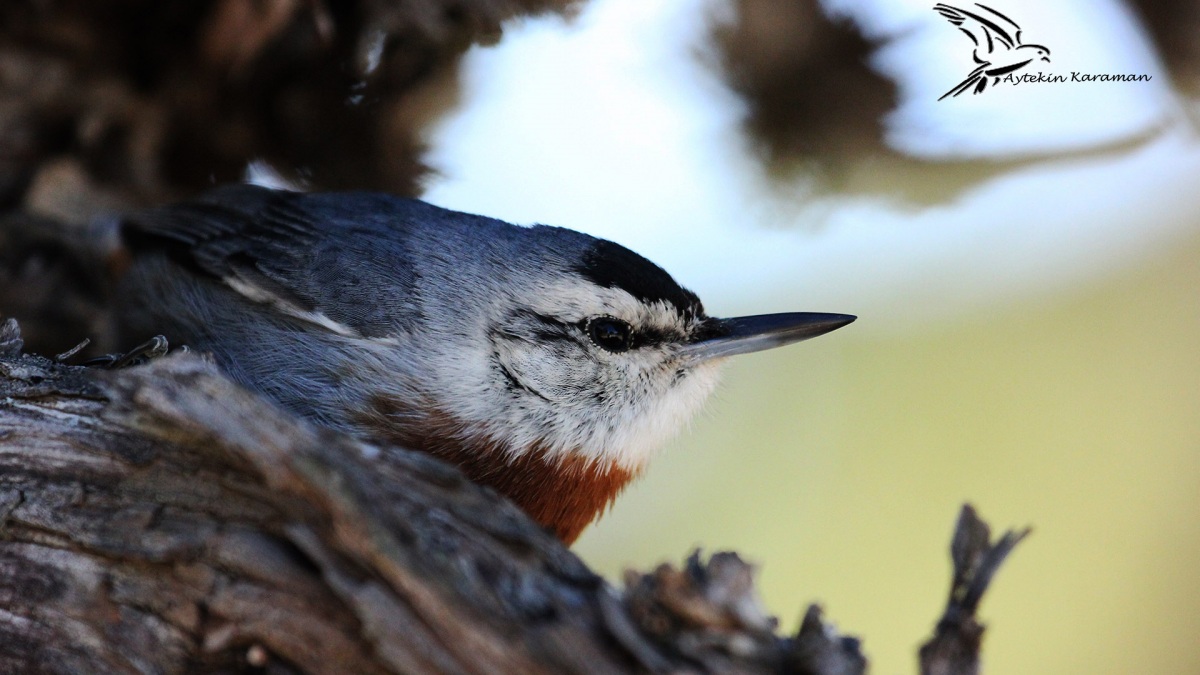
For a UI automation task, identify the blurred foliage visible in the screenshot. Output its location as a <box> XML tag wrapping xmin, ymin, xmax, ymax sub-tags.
<box><xmin>1130</xmin><ymin>0</ymin><xmax>1200</xmax><ymax>95</ymax></box>
<box><xmin>707</xmin><ymin>0</ymin><xmax>896</xmax><ymax>180</ymax></box>
<box><xmin>0</xmin><ymin>0</ymin><xmax>578</xmax><ymax>218</ymax></box>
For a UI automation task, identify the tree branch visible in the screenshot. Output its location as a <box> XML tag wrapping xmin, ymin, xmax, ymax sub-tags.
<box><xmin>0</xmin><ymin>318</ymin><xmax>1026</xmax><ymax>674</ymax></box>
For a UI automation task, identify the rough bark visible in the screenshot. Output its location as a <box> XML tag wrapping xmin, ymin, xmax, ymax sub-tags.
<box><xmin>919</xmin><ymin>506</ymin><xmax>1031</xmax><ymax>675</ymax></box>
<box><xmin>0</xmin><ymin>318</ymin><xmax>1023</xmax><ymax>674</ymax></box>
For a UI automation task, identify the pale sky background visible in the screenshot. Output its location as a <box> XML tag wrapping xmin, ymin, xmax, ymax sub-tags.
<box><xmin>422</xmin><ymin>0</ymin><xmax>1199</xmax><ymax>329</ymax></box>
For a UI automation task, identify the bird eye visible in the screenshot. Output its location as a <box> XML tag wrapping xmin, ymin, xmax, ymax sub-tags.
<box><xmin>587</xmin><ymin>317</ymin><xmax>633</xmax><ymax>353</ymax></box>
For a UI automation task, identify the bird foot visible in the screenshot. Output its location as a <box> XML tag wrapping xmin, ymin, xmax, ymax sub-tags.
<box><xmin>77</xmin><ymin>335</ymin><xmax>179</xmax><ymax>369</ymax></box>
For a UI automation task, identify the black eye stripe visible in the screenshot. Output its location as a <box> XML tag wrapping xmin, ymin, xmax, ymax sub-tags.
<box><xmin>508</xmin><ymin>312</ymin><xmax>676</xmax><ymax>351</ymax></box>
<box><xmin>509</xmin><ymin>312</ymin><xmax>575</xmax><ymax>343</ymax></box>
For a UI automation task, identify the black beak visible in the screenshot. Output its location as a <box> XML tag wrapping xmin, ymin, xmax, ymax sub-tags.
<box><xmin>680</xmin><ymin>312</ymin><xmax>856</xmax><ymax>362</ymax></box>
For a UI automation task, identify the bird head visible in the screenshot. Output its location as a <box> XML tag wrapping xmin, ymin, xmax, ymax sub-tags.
<box><xmin>407</xmin><ymin>225</ymin><xmax>854</xmax><ymax>476</ymax></box>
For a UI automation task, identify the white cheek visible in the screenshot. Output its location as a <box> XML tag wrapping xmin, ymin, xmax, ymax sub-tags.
<box><xmin>496</xmin><ymin>340</ymin><xmax>598</xmax><ymax>402</ymax></box>
<box><xmin>470</xmin><ymin>338</ymin><xmax>723</xmax><ymax>471</ymax></box>
<box><xmin>524</xmin><ymin>347</ymin><xmax>724</xmax><ymax>470</ymax></box>
<box><xmin>592</xmin><ymin>359</ymin><xmax>724</xmax><ymax>470</ymax></box>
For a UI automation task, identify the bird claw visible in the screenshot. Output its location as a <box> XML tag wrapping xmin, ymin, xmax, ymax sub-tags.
<box><xmin>81</xmin><ymin>335</ymin><xmax>176</xmax><ymax>369</ymax></box>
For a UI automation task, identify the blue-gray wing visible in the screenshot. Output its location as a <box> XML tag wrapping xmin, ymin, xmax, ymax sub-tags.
<box><xmin>121</xmin><ymin>184</ymin><xmax>423</xmax><ymax>338</ymax></box>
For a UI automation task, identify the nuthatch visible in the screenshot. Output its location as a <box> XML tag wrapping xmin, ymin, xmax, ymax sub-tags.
<box><xmin>110</xmin><ymin>185</ymin><xmax>854</xmax><ymax>543</ymax></box>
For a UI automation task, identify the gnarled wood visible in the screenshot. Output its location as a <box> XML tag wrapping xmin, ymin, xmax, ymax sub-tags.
<box><xmin>0</xmin><ymin>318</ymin><xmax>1024</xmax><ymax>674</ymax></box>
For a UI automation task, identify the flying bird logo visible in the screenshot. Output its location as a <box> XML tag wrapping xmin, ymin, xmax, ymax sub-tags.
<box><xmin>933</xmin><ymin>3</ymin><xmax>1051</xmax><ymax>100</ymax></box>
